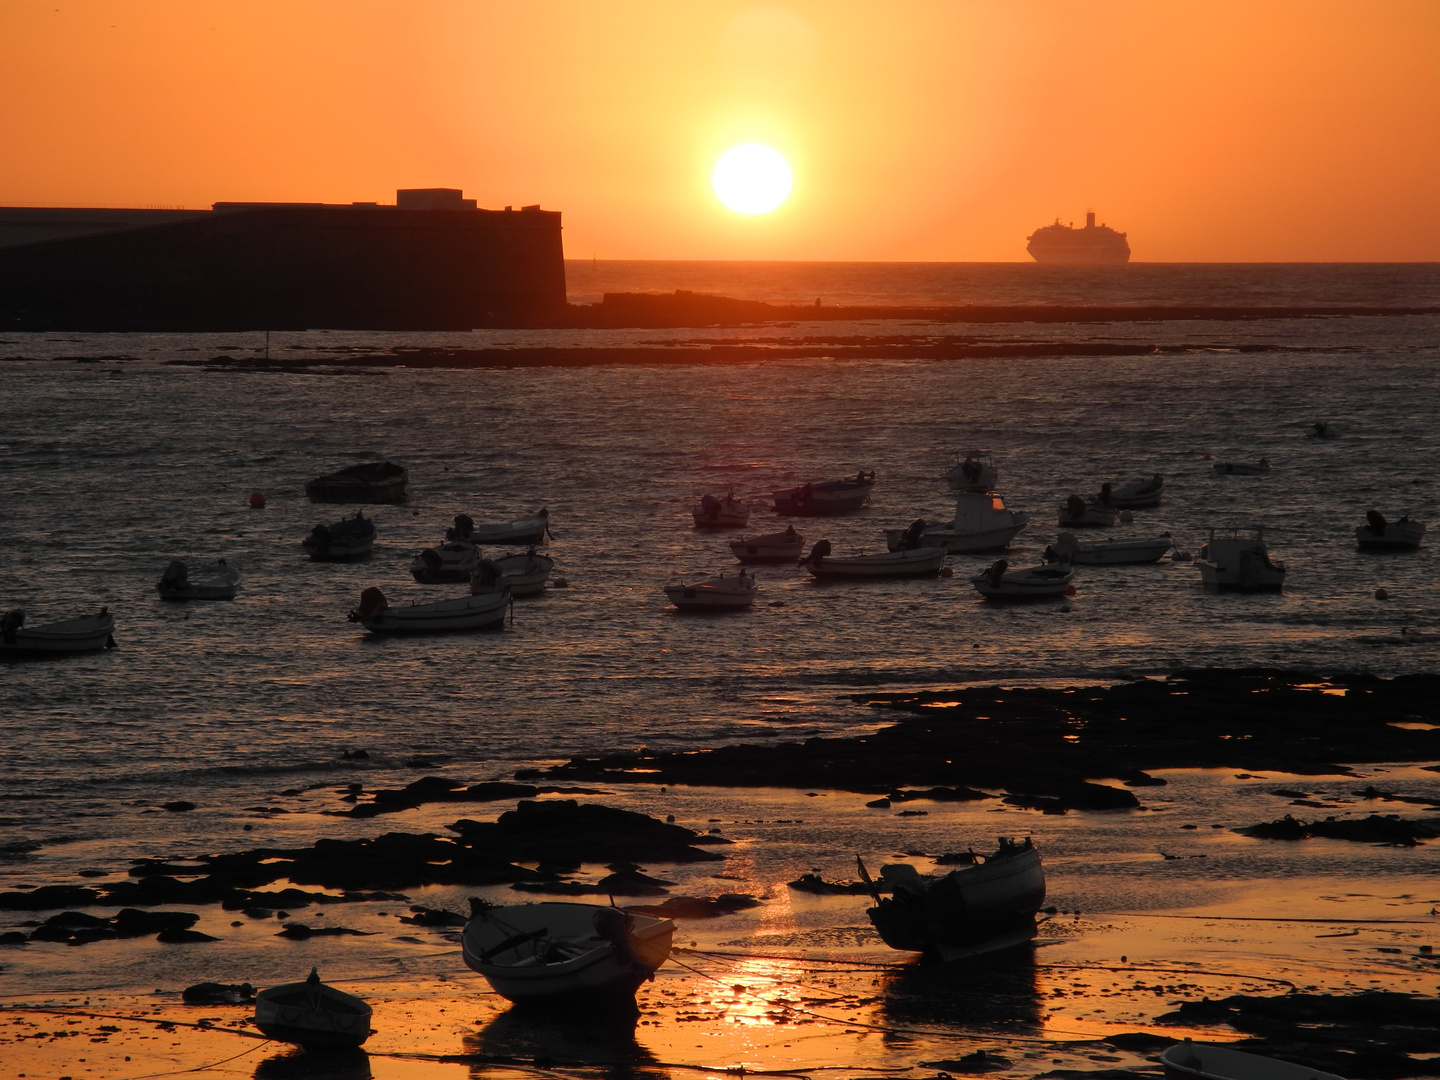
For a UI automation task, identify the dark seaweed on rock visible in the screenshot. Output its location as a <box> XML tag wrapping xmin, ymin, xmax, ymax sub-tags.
<box><xmin>447</xmin><ymin>800</ymin><xmax>727</xmax><ymax>866</ymax></box>
<box><xmin>340</xmin><ymin>777</ymin><xmax>607</xmax><ymax>818</ymax></box>
<box><xmin>625</xmin><ymin>894</ymin><xmax>762</xmax><ymax>919</ymax></box>
<box><xmin>1236</xmin><ymin>813</ymin><xmax>1438</xmax><ymax>844</ymax></box>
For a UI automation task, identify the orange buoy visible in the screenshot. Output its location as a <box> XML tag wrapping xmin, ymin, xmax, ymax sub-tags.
<box><xmin>248</xmin><ymin>491</ymin><xmax>266</xmax><ymax>509</ymax></box>
<box><xmin>1375</xmin><ymin>587</ymin><xmax>1389</xmax><ymax>600</ymax></box>
<box><xmin>1064</xmin><ymin>583</ymin><xmax>1077</xmax><ymax>596</ymax></box>
<box><xmin>1202</xmin><ymin>454</ymin><xmax>1213</xmax><ymax>460</ymax></box>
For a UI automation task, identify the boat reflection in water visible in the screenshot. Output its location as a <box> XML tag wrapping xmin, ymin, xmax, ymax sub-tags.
<box><xmin>464</xmin><ymin>1006</ymin><xmax>661</xmax><ymax>1078</ymax></box>
<box><xmin>253</xmin><ymin>1047</ymin><xmax>372</xmax><ymax>1080</ymax></box>
<box><xmin>882</xmin><ymin>940</ymin><xmax>1042</xmax><ymax>1031</ymax></box>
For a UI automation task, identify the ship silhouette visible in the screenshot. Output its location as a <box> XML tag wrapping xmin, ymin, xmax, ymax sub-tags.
<box><xmin>1026</xmin><ymin>211</ymin><xmax>1130</xmax><ymax>265</ymax></box>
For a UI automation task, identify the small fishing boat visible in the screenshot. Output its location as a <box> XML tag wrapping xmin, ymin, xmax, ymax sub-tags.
<box><xmin>253</xmin><ymin>968</ymin><xmax>372</xmax><ymax>1050</ymax></box>
<box><xmin>730</xmin><ymin>527</ymin><xmax>805</xmax><ymax>563</ymax></box>
<box><xmin>664</xmin><ymin>570</ymin><xmax>759</xmax><ymax>610</ymax></box>
<box><xmin>773</xmin><ymin>473</ymin><xmax>875</xmax><ymax>516</ymax></box>
<box><xmin>0</xmin><ymin>608</ymin><xmax>115</xmax><ymax>655</ymax></box>
<box><xmin>1161</xmin><ymin>1039</ymin><xmax>1346</xmax><ymax>1080</ymax></box>
<box><xmin>943</xmin><ymin>450</ymin><xmax>998</xmax><ymax>492</ymax></box>
<box><xmin>1057</xmin><ymin>494</ymin><xmax>1117</xmax><ymax>528</ymax></box>
<box><xmin>802</xmin><ymin>541</ymin><xmax>946</xmax><ymax>579</ymax></box>
<box><xmin>1107</xmin><ymin>473</ymin><xmax>1164</xmax><ymax>509</ymax></box>
<box><xmin>348</xmin><ymin>586</ymin><xmax>510</xmax><ymax>633</ymax></box>
<box><xmin>461</xmin><ymin>900</ymin><xmax>675</xmax><ymax>1004</ymax></box>
<box><xmin>155</xmin><ymin>560</ymin><xmax>241</xmax><ymax>601</ymax></box>
<box><xmin>1213</xmin><ymin>459</ymin><xmax>1270</xmax><ymax>476</ymax></box>
<box><xmin>411</xmin><ymin>541</ymin><xmax>480</xmax><ymax>584</ymax></box>
<box><xmin>305</xmin><ymin>460</ymin><xmax>408</xmax><ymax>503</ymax></box>
<box><xmin>885</xmin><ymin>490</ymin><xmax>1030</xmax><ymax>554</ymax></box>
<box><xmin>1045</xmin><ymin>531</ymin><xmax>1172</xmax><ymax>566</ymax></box>
<box><xmin>1355</xmin><ymin>511</ymin><xmax>1425</xmax><ymax>551</ymax></box>
<box><xmin>862</xmin><ymin>838</ymin><xmax>1046</xmax><ymax>956</ymax></box>
<box><xmin>692</xmin><ymin>492</ymin><xmax>750</xmax><ymax>528</ymax></box>
<box><xmin>1197</xmin><ymin>528</ymin><xmax>1286</xmax><ymax>592</ymax></box>
<box><xmin>452</xmin><ymin>509</ymin><xmax>553</xmax><ymax>546</ymax></box>
<box><xmin>972</xmin><ymin>559</ymin><xmax>1074</xmax><ymax>600</ymax></box>
<box><xmin>491</xmin><ymin>550</ymin><xmax>556</xmax><ymax>596</ymax></box>
<box><xmin>302</xmin><ymin>511</ymin><xmax>377</xmax><ymax>561</ymax></box>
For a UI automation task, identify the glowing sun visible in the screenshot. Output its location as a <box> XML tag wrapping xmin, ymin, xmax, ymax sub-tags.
<box><xmin>712</xmin><ymin>144</ymin><xmax>792</xmax><ymax>214</ymax></box>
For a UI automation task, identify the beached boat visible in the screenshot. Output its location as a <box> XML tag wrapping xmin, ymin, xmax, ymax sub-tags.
<box><xmin>348</xmin><ymin>586</ymin><xmax>510</xmax><ymax>633</ymax></box>
<box><xmin>1160</xmin><ymin>1040</ymin><xmax>1346</xmax><ymax>1080</ymax></box>
<box><xmin>1197</xmin><ymin>528</ymin><xmax>1286</xmax><ymax>592</ymax></box>
<box><xmin>0</xmin><ymin>608</ymin><xmax>115</xmax><ymax>655</ymax></box>
<box><xmin>156</xmin><ymin>559</ymin><xmax>241</xmax><ymax>601</ymax></box>
<box><xmin>454</xmin><ymin>509</ymin><xmax>552</xmax><ymax>546</ymax></box>
<box><xmin>885</xmin><ymin>490</ymin><xmax>1029</xmax><ymax>554</ymax></box>
<box><xmin>692</xmin><ymin>492</ymin><xmax>750</xmax><ymax>528</ymax></box>
<box><xmin>730</xmin><ymin>527</ymin><xmax>805</xmax><ymax>563</ymax></box>
<box><xmin>1355</xmin><ymin>511</ymin><xmax>1425</xmax><ymax>551</ymax></box>
<box><xmin>863</xmin><ymin>838</ymin><xmax>1046</xmax><ymax>956</ymax></box>
<box><xmin>305</xmin><ymin>460</ymin><xmax>408</xmax><ymax>503</ymax></box>
<box><xmin>1058</xmin><ymin>494</ymin><xmax>1117</xmax><ymax>528</ymax></box>
<box><xmin>253</xmin><ymin>968</ymin><xmax>372</xmax><ymax>1050</ymax></box>
<box><xmin>491</xmin><ymin>550</ymin><xmax>555</xmax><ymax>596</ymax></box>
<box><xmin>1045</xmin><ymin>531</ymin><xmax>1172</xmax><ymax>566</ymax></box>
<box><xmin>664</xmin><ymin>570</ymin><xmax>759</xmax><ymax>610</ymax></box>
<box><xmin>411</xmin><ymin>541</ymin><xmax>480</xmax><ymax>584</ymax></box>
<box><xmin>773</xmin><ymin>473</ymin><xmax>875</xmax><ymax>516</ymax></box>
<box><xmin>302</xmin><ymin>511</ymin><xmax>377</xmax><ymax>561</ymax></box>
<box><xmin>943</xmin><ymin>450</ymin><xmax>998</xmax><ymax>492</ymax></box>
<box><xmin>972</xmin><ymin>559</ymin><xmax>1074</xmax><ymax>600</ymax></box>
<box><xmin>802</xmin><ymin>541</ymin><xmax>946</xmax><ymax>579</ymax></box>
<box><xmin>462</xmin><ymin>900</ymin><xmax>675</xmax><ymax>1004</ymax></box>
<box><xmin>1213</xmin><ymin>459</ymin><xmax>1270</xmax><ymax>476</ymax></box>
<box><xmin>1107</xmin><ymin>474</ymin><xmax>1164</xmax><ymax>509</ymax></box>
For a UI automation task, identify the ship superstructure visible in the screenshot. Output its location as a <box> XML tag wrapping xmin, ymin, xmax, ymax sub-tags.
<box><xmin>1026</xmin><ymin>211</ymin><xmax>1130</xmax><ymax>265</ymax></box>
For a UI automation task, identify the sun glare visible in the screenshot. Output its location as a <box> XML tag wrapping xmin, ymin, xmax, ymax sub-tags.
<box><xmin>712</xmin><ymin>144</ymin><xmax>792</xmax><ymax>215</ymax></box>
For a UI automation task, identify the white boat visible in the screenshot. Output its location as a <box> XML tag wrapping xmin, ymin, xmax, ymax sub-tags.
<box><xmin>664</xmin><ymin>570</ymin><xmax>759</xmax><ymax>610</ymax></box>
<box><xmin>802</xmin><ymin>541</ymin><xmax>946</xmax><ymax>579</ymax></box>
<box><xmin>155</xmin><ymin>560</ymin><xmax>241</xmax><ymax>600</ymax></box>
<box><xmin>972</xmin><ymin>559</ymin><xmax>1075</xmax><ymax>600</ymax></box>
<box><xmin>0</xmin><ymin>608</ymin><xmax>115</xmax><ymax>654</ymax></box>
<box><xmin>943</xmin><ymin>450</ymin><xmax>998</xmax><ymax>492</ymax></box>
<box><xmin>253</xmin><ymin>968</ymin><xmax>371</xmax><ymax>1050</ymax></box>
<box><xmin>348</xmin><ymin>586</ymin><xmax>510</xmax><ymax>633</ymax></box>
<box><xmin>302</xmin><ymin>511</ymin><xmax>376</xmax><ymax>561</ymax></box>
<box><xmin>1197</xmin><ymin>528</ymin><xmax>1286</xmax><ymax>592</ymax></box>
<box><xmin>773</xmin><ymin>473</ymin><xmax>875</xmax><ymax>516</ymax></box>
<box><xmin>1213</xmin><ymin>459</ymin><xmax>1270</xmax><ymax>475</ymax></box>
<box><xmin>863</xmin><ymin>839</ymin><xmax>1046</xmax><ymax>955</ymax></box>
<box><xmin>1161</xmin><ymin>1040</ymin><xmax>1346</xmax><ymax>1080</ymax></box>
<box><xmin>491</xmin><ymin>550</ymin><xmax>556</xmax><ymax>596</ymax></box>
<box><xmin>692</xmin><ymin>492</ymin><xmax>750</xmax><ymax>528</ymax></box>
<box><xmin>411</xmin><ymin>541</ymin><xmax>480</xmax><ymax>584</ymax></box>
<box><xmin>461</xmin><ymin>900</ymin><xmax>674</xmax><ymax>1004</ymax></box>
<box><xmin>1058</xmin><ymin>497</ymin><xmax>1117</xmax><ymax>528</ymax></box>
<box><xmin>1355</xmin><ymin>511</ymin><xmax>1425</xmax><ymax>551</ymax></box>
<box><xmin>1107</xmin><ymin>474</ymin><xmax>1164</xmax><ymax>509</ymax></box>
<box><xmin>1045</xmin><ymin>531</ymin><xmax>1172</xmax><ymax>566</ymax></box>
<box><xmin>730</xmin><ymin>527</ymin><xmax>805</xmax><ymax>563</ymax></box>
<box><xmin>885</xmin><ymin>491</ymin><xmax>1030</xmax><ymax>554</ymax></box>
<box><xmin>470</xmin><ymin>509</ymin><xmax>552</xmax><ymax>546</ymax></box>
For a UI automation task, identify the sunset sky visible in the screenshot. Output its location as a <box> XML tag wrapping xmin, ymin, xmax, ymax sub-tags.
<box><xmin>2</xmin><ymin>1</ymin><xmax>1435</xmax><ymax>262</ymax></box>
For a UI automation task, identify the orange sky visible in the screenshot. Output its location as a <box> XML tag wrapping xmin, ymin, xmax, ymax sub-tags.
<box><xmin>1</xmin><ymin>1</ymin><xmax>1435</xmax><ymax>261</ymax></box>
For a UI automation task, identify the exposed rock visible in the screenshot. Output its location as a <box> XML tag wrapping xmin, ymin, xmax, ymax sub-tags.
<box><xmin>627</xmin><ymin>894</ymin><xmax>762</xmax><ymax>919</ymax></box>
<box><xmin>275</xmin><ymin>923</ymin><xmax>372</xmax><ymax>940</ymax></box>
<box><xmin>182</xmin><ymin>981</ymin><xmax>255</xmax><ymax>1005</ymax></box>
<box><xmin>786</xmin><ymin>874</ymin><xmax>876</xmax><ymax>896</ymax></box>
<box><xmin>157</xmin><ymin>928</ymin><xmax>219</xmax><ymax>943</ymax></box>
<box><xmin>1236</xmin><ymin>814</ymin><xmax>1438</xmax><ymax>845</ymax></box>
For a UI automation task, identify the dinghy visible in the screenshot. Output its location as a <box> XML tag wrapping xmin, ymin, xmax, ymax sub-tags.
<box><xmin>305</xmin><ymin>460</ymin><xmax>407</xmax><ymax>503</ymax></box>
<box><xmin>1045</xmin><ymin>531</ymin><xmax>1172</xmax><ymax>566</ymax></box>
<box><xmin>253</xmin><ymin>968</ymin><xmax>371</xmax><ymax>1050</ymax></box>
<box><xmin>1057</xmin><ymin>494</ymin><xmax>1117</xmax><ymax>528</ymax></box>
<box><xmin>453</xmin><ymin>510</ymin><xmax>553</xmax><ymax>546</ymax></box>
<box><xmin>692</xmin><ymin>492</ymin><xmax>750</xmax><ymax>528</ymax></box>
<box><xmin>664</xmin><ymin>570</ymin><xmax>759</xmax><ymax>610</ymax></box>
<box><xmin>730</xmin><ymin>527</ymin><xmax>805</xmax><ymax>563</ymax></box>
<box><xmin>772</xmin><ymin>473</ymin><xmax>875</xmax><ymax>516</ymax></box>
<box><xmin>156</xmin><ymin>559</ymin><xmax>241</xmax><ymax>600</ymax></box>
<box><xmin>1107</xmin><ymin>473</ymin><xmax>1164</xmax><ymax>509</ymax></box>
<box><xmin>303</xmin><ymin>511</ymin><xmax>377</xmax><ymax>561</ymax></box>
<box><xmin>1355</xmin><ymin>511</ymin><xmax>1425</xmax><ymax>551</ymax></box>
<box><xmin>0</xmin><ymin>608</ymin><xmax>115</xmax><ymax>655</ymax></box>
<box><xmin>972</xmin><ymin>559</ymin><xmax>1074</xmax><ymax>600</ymax></box>
<box><xmin>348</xmin><ymin>586</ymin><xmax>510</xmax><ymax>633</ymax></box>
<box><xmin>1161</xmin><ymin>1039</ymin><xmax>1346</xmax><ymax>1080</ymax></box>
<box><xmin>491</xmin><ymin>550</ymin><xmax>555</xmax><ymax>596</ymax></box>
<box><xmin>411</xmin><ymin>541</ymin><xmax>481</xmax><ymax>584</ymax></box>
<box><xmin>802</xmin><ymin>540</ymin><xmax>946</xmax><ymax>579</ymax></box>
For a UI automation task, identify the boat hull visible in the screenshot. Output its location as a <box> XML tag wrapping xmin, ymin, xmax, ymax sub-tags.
<box><xmin>471</xmin><ymin>514</ymin><xmax>550</xmax><ymax>546</ymax></box>
<box><xmin>305</xmin><ymin>461</ymin><xmax>408</xmax><ymax>503</ymax></box>
<box><xmin>492</xmin><ymin>552</ymin><xmax>554</xmax><ymax>597</ymax></box>
<box><xmin>1161</xmin><ymin>1041</ymin><xmax>1346</xmax><ymax>1080</ymax></box>
<box><xmin>0</xmin><ymin>611</ymin><xmax>116</xmax><ymax>654</ymax></box>
<box><xmin>730</xmin><ymin>532</ymin><xmax>805</xmax><ymax>563</ymax></box>
<box><xmin>887</xmin><ymin>522</ymin><xmax>1026</xmax><ymax>554</ymax></box>
<box><xmin>156</xmin><ymin>564</ymin><xmax>241</xmax><ymax>601</ymax></box>
<box><xmin>1197</xmin><ymin>535</ymin><xmax>1285</xmax><ymax>592</ymax></box>
<box><xmin>1355</xmin><ymin>522</ymin><xmax>1425</xmax><ymax>550</ymax></box>
<box><xmin>1050</xmin><ymin>534</ymin><xmax>1171</xmax><ymax>565</ymax></box>
<box><xmin>773</xmin><ymin>478</ymin><xmax>874</xmax><ymax>516</ymax></box>
<box><xmin>355</xmin><ymin>590</ymin><xmax>509</xmax><ymax>633</ymax></box>
<box><xmin>253</xmin><ymin>978</ymin><xmax>371</xmax><ymax>1050</ymax></box>
<box><xmin>806</xmin><ymin>548</ymin><xmax>946</xmax><ymax>578</ymax></box>
<box><xmin>693</xmin><ymin>495</ymin><xmax>750</xmax><ymax>528</ymax></box>
<box><xmin>973</xmin><ymin>565</ymin><xmax>1074</xmax><ymax>600</ymax></box>
<box><xmin>664</xmin><ymin>578</ymin><xmax>758</xmax><ymax>610</ymax></box>
<box><xmin>411</xmin><ymin>542</ymin><xmax>480</xmax><ymax>584</ymax></box>
<box><xmin>303</xmin><ymin>516</ymin><xmax>377</xmax><ymax>561</ymax></box>
<box><xmin>1107</xmin><ymin>476</ymin><xmax>1164</xmax><ymax>509</ymax></box>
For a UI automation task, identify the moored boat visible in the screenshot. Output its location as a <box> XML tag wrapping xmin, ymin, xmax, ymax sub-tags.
<box><xmin>348</xmin><ymin>586</ymin><xmax>510</xmax><ymax>633</ymax></box>
<box><xmin>1197</xmin><ymin>528</ymin><xmax>1286</xmax><ymax>592</ymax></box>
<box><xmin>1355</xmin><ymin>511</ymin><xmax>1425</xmax><ymax>551</ymax></box>
<box><xmin>730</xmin><ymin>527</ymin><xmax>805</xmax><ymax>563</ymax></box>
<box><xmin>461</xmin><ymin>900</ymin><xmax>674</xmax><ymax>1005</ymax></box>
<box><xmin>692</xmin><ymin>492</ymin><xmax>750</xmax><ymax>528</ymax></box>
<box><xmin>773</xmin><ymin>473</ymin><xmax>875</xmax><ymax>516</ymax></box>
<box><xmin>302</xmin><ymin>511</ymin><xmax>377</xmax><ymax>561</ymax></box>
<box><xmin>305</xmin><ymin>460</ymin><xmax>408</xmax><ymax>503</ymax></box>
<box><xmin>1045</xmin><ymin>531</ymin><xmax>1172</xmax><ymax>566</ymax></box>
<box><xmin>885</xmin><ymin>490</ymin><xmax>1029</xmax><ymax>554</ymax></box>
<box><xmin>411</xmin><ymin>541</ymin><xmax>480</xmax><ymax>584</ymax></box>
<box><xmin>491</xmin><ymin>549</ymin><xmax>556</xmax><ymax>596</ymax></box>
<box><xmin>801</xmin><ymin>540</ymin><xmax>946</xmax><ymax>579</ymax></box>
<box><xmin>1058</xmin><ymin>494</ymin><xmax>1117</xmax><ymax>528</ymax></box>
<box><xmin>156</xmin><ymin>559</ymin><xmax>241</xmax><ymax>600</ymax></box>
<box><xmin>1107</xmin><ymin>473</ymin><xmax>1164</xmax><ymax>509</ymax></box>
<box><xmin>972</xmin><ymin>559</ymin><xmax>1074</xmax><ymax>600</ymax></box>
<box><xmin>943</xmin><ymin>450</ymin><xmax>998</xmax><ymax>492</ymax></box>
<box><xmin>1213</xmin><ymin>459</ymin><xmax>1270</xmax><ymax>475</ymax></box>
<box><xmin>1160</xmin><ymin>1039</ymin><xmax>1346</xmax><ymax>1080</ymax></box>
<box><xmin>0</xmin><ymin>607</ymin><xmax>115</xmax><ymax>655</ymax></box>
<box><xmin>253</xmin><ymin>968</ymin><xmax>372</xmax><ymax>1050</ymax></box>
<box><xmin>664</xmin><ymin>570</ymin><xmax>759</xmax><ymax>610</ymax></box>
<box><xmin>453</xmin><ymin>509</ymin><xmax>553</xmax><ymax>546</ymax></box>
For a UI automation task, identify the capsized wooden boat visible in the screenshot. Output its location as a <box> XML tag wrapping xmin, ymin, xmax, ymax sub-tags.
<box><xmin>1107</xmin><ymin>473</ymin><xmax>1164</xmax><ymax>509</ymax></box>
<box><xmin>305</xmin><ymin>460</ymin><xmax>408</xmax><ymax>503</ymax></box>
<box><xmin>491</xmin><ymin>550</ymin><xmax>556</xmax><ymax>597</ymax></box>
<box><xmin>885</xmin><ymin>490</ymin><xmax>1029</xmax><ymax>554</ymax></box>
<box><xmin>348</xmin><ymin>586</ymin><xmax>510</xmax><ymax>633</ymax></box>
<box><xmin>1355</xmin><ymin>511</ymin><xmax>1425</xmax><ymax>551</ymax></box>
<box><xmin>0</xmin><ymin>608</ymin><xmax>115</xmax><ymax>654</ymax></box>
<box><xmin>943</xmin><ymin>450</ymin><xmax>998</xmax><ymax>492</ymax></box>
<box><xmin>454</xmin><ymin>509</ymin><xmax>552</xmax><ymax>546</ymax></box>
<box><xmin>302</xmin><ymin>511</ymin><xmax>377</xmax><ymax>561</ymax></box>
<box><xmin>1197</xmin><ymin>529</ymin><xmax>1286</xmax><ymax>592</ymax></box>
<box><xmin>1046</xmin><ymin>531</ymin><xmax>1172</xmax><ymax>566</ymax></box>
<box><xmin>1161</xmin><ymin>1039</ymin><xmax>1347</xmax><ymax>1080</ymax></box>
<box><xmin>692</xmin><ymin>492</ymin><xmax>750</xmax><ymax>528</ymax></box>
<box><xmin>972</xmin><ymin>559</ymin><xmax>1074</xmax><ymax>600</ymax></box>
<box><xmin>664</xmin><ymin>570</ymin><xmax>759</xmax><ymax>610</ymax></box>
<box><xmin>863</xmin><ymin>838</ymin><xmax>1046</xmax><ymax>955</ymax></box>
<box><xmin>156</xmin><ymin>559</ymin><xmax>241</xmax><ymax>600</ymax></box>
<box><xmin>462</xmin><ymin>900</ymin><xmax>674</xmax><ymax>1004</ymax></box>
<box><xmin>802</xmin><ymin>541</ymin><xmax>946</xmax><ymax>579</ymax></box>
<box><xmin>411</xmin><ymin>541</ymin><xmax>480</xmax><ymax>584</ymax></box>
<box><xmin>1058</xmin><ymin>494</ymin><xmax>1118</xmax><ymax>528</ymax></box>
<box><xmin>773</xmin><ymin>473</ymin><xmax>875</xmax><ymax>516</ymax></box>
<box><xmin>1213</xmin><ymin>459</ymin><xmax>1270</xmax><ymax>476</ymax></box>
<box><xmin>253</xmin><ymin>968</ymin><xmax>372</xmax><ymax>1050</ymax></box>
<box><xmin>730</xmin><ymin>527</ymin><xmax>805</xmax><ymax>563</ymax></box>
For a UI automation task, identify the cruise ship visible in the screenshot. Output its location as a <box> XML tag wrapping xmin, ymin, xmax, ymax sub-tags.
<box><xmin>1026</xmin><ymin>211</ymin><xmax>1130</xmax><ymax>265</ymax></box>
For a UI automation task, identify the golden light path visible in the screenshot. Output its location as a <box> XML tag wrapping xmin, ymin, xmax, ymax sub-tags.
<box><xmin>712</xmin><ymin>144</ymin><xmax>793</xmax><ymax>215</ymax></box>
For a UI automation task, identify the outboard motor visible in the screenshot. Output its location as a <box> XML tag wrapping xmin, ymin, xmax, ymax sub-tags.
<box><xmin>308</xmin><ymin>523</ymin><xmax>331</xmax><ymax>553</ymax></box>
<box><xmin>1099</xmin><ymin>482</ymin><xmax>1113</xmax><ymax>506</ymax></box>
<box><xmin>349</xmin><ymin>587</ymin><xmax>388</xmax><ymax>622</ymax></box>
<box><xmin>420</xmin><ymin>548</ymin><xmax>443</xmax><ymax>576</ymax></box>
<box><xmin>158</xmin><ymin>559</ymin><xmax>189</xmax><ymax>593</ymax></box>
<box><xmin>803</xmin><ymin>539</ymin><xmax>832</xmax><ymax>564</ymax></box>
<box><xmin>1065</xmin><ymin>495</ymin><xmax>1086</xmax><ymax>520</ymax></box>
<box><xmin>471</xmin><ymin>558</ymin><xmax>503</xmax><ymax>594</ymax></box>
<box><xmin>700</xmin><ymin>494</ymin><xmax>720</xmax><ymax>519</ymax></box>
<box><xmin>899</xmin><ymin>519</ymin><xmax>927</xmax><ymax>551</ymax></box>
<box><xmin>986</xmin><ymin>558</ymin><xmax>1009</xmax><ymax>586</ymax></box>
<box><xmin>1367</xmin><ymin>510</ymin><xmax>1387</xmax><ymax>535</ymax></box>
<box><xmin>1</xmin><ymin>609</ymin><xmax>24</xmax><ymax>644</ymax></box>
<box><xmin>449</xmin><ymin>514</ymin><xmax>476</xmax><ymax>542</ymax></box>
